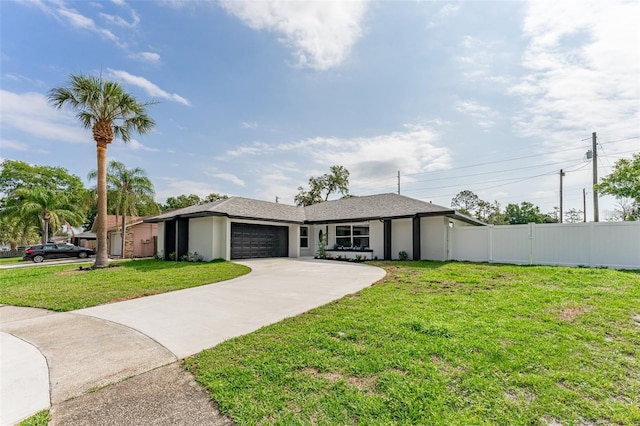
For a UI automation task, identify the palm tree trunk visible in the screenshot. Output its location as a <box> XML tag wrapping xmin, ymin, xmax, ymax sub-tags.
<box><xmin>42</xmin><ymin>218</ymin><xmax>48</xmax><ymax>245</ymax></box>
<box><xmin>121</xmin><ymin>214</ymin><xmax>127</xmax><ymax>258</ymax></box>
<box><xmin>94</xmin><ymin>141</ymin><xmax>109</xmax><ymax>268</ymax></box>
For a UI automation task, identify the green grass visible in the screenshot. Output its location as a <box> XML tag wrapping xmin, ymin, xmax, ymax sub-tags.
<box><xmin>0</xmin><ymin>256</ymin><xmax>23</xmax><ymax>265</ymax></box>
<box><xmin>0</xmin><ymin>258</ymin><xmax>250</xmax><ymax>311</ymax></box>
<box><xmin>185</xmin><ymin>261</ymin><xmax>640</xmax><ymax>425</ymax></box>
<box><xmin>18</xmin><ymin>410</ymin><xmax>49</xmax><ymax>426</ymax></box>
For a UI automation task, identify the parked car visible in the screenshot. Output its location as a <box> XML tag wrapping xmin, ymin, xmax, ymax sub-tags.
<box><xmin>23</xmin><ymin>243</ymin><xmax>95</xmax><ymax>263</ymax></box>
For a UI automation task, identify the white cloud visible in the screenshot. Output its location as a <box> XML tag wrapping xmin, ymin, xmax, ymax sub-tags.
<box><xmin>3</xmin><ymin>73</ymin><xmax>45</xmax><ymax>87</ymax></box>
<box><xmin>0</xmin><ymin>139</ymin><xmax>49</xmax><ymax>154</ymax></box>
<box><xmin>510</xmin><ymin>0</ymin><xmax>639</xmax><ymax>147</ymax></box>
<box><xmin>0</xmin><ymin>90</ymin><xmax>88</xmax><ymax>144</ymax></box>
<box><xmin>106</xmin><ymin>69</ymin><xmax>191</xmax><ymax>106</ymax></box>
<box><xmin>115</xmin><ymin>138</ymin><xmax>159</xmax><ymax>152</ymax></box>
<box><xmin>42</xmin><ymin>2</ymin><xmax>124</xmax><ymax>47</ymax></box>
<box><xmin>218</xmin><ymin>124</ymin><xmax>451</xmax><ymax>196</ymax></box>
<box><xmin>208</xmin><ymin>172</ymin><xmax>246</xmax><ymax>187</ymax></box>
<box><xmin>456</xmin><ymin>35</ymin><xmax>509</xmax><ymax>84</ymax></box>
<box><xmin>155</xmin><ymin>178</ymin><xmax>223</xmax><ymax>203</ymax></box>
<box><xmin>129</xmin><ymin>51</ymin><xmax>161</xmax><ymax>64</ymax></box>
<box><xmin>455</xmin><ymin>100</ymin><xmax>498</xmax><ymax>129</ymax></box>
<box><xmin>427</xmin><ymin>2</ymin><xmax>461</xmax><ymax>27</ymax></box>
<box><xmin>100</xmin><ymin>10</ymin><xmax>140</xmax><ymax>28</ymax></box>
<box><xmin>242</xmin><ymin>121</ymin><xmax>258</xmax><ymax>129</ymax></box>
<box><xmin>220</xmin><ymin>0</ymin><xmax>368</xmax><ymax>70</ymax></box>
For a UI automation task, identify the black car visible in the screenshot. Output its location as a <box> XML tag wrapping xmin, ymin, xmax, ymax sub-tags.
<box><xmin>23</xmin><ymin>243</ymin><xmax>95</xmax><ymax>263</ymax></box>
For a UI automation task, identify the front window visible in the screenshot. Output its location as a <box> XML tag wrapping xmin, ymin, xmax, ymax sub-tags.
<box><xmin>335</xmin><ymin>225</ymin><xmax>369</xmax><ymax>249</ymax></box>
<box><xmin>300</xmin><ymin>226</ymin><xmax>309</xmax><ymax>248</ymax></box>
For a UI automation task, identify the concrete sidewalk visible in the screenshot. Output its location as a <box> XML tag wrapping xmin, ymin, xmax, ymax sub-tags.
<box><xmin>0</xmin><ymin>258</ymin><xmax>386</xmax><ymax>425</ymax></box>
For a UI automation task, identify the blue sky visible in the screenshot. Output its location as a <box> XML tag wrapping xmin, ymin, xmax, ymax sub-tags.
<box><xmin>1</xmin><ymin>0</ymin><xmax>638</xmax><ymax>220</ymax></box>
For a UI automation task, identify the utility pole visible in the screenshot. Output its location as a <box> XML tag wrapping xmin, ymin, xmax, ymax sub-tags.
<box><xmin>592</xmin><ymin>132</ymin><xmax>599</xmax><ymax>222</ymax></box>
<box><xmin>397</xmin><ymin>171</ymin><xmax>401</xmax><ymax>195</ymax></box>
<box><xmin>582</xmin><ymin>188</ymin><xmax>587</xmax><ymax>222</ymax></box>
<box><xmin>559</xmin><ymin>169</ymin><xmax>565</xmax><ymax>223</ymax></box>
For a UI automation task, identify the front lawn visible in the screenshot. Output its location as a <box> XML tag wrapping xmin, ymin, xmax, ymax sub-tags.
<box><xmin>0</xmin><ymin>258</ymin><xmax>250</xmax><ymax>311</ymax></box>
<box><xmin>0</xmin><ymin>256</ymin><xmax>23</xmax><ymax>265</ymax></box>
<box><xmin>185</xmin><ymin>261</ymin><xmax>640</xmax><ymax>425</ymax></box>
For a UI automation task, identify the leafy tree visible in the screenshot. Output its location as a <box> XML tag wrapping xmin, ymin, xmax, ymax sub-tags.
<box><xmin>597</xmin><ymin>153</ymin><xmax>639</xmax><ymax>221</ymax></box>
<box><xmin>89</xmin><ymin>161</ymin><xmax>156</xmax><ymax>257</ymax></box>
<box><xmin>3</xmin><ymin>187</ymin><xmax>84</xmax><ymax>245</ymax></box>
<box><xmin>163</xmin><ymin>194</ymin><xmax>202</xmax><ymax>211</ymax></box>
<box><xmin>504</xmin><ymin>201</ymin><xmax>544</xmax><ymax>224</ymax></box>
<box><xmin>0</xmin><ymin>214</ymin><xmax>39</xmax><ymax>249</ymax></box>
<box><xmin>486</xmin><ymin>201</ymin><xmax>507</xmax><ymax>225</ymax></box>
<box><xmin>0</xmin><ymin>160</ymin><xmax>86</xmax><ymax>199</ymax></box>
<box><xmin>295</xmin><ymin>165</ymin><xmax>350</xmax><ymax>206</ymax></box>
<box><xmin>203</xmin><ymin>193</ymin><xmax>229</xmax><ymax>203</ymax></box>
<box><xmin>564</xmin><ymin>208</ymin><xmax>584</xmax><ymax>223</ymax></box>
<box><xmin>49</xmin><ymin>74</ymin><xmax>155</xmax><ymax>268</ymax></box>
<box><xmin>161</xmin><ymin>193</ymin><xmax>229</xmax><ymax>211</ymax></box>
<box><xmin>451</xmin><ymin>190</ymin><xmax>480</xmax><ymax>216</ymax></box>
<box><xmin>606</xmin><ymin>199</ymin><xmax>640</xmax><ymax>221</ymax></box>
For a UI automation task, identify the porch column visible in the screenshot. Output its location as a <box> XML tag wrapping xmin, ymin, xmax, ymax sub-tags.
<box><xmin>383</xmin><ymin>219</ymin><xmax>392</xmax><ymax>260</ymax></box>
<box><xmin>412</xmin><ymin>216</ymin><xmax>421</xmax><ymax>260</ymax></box>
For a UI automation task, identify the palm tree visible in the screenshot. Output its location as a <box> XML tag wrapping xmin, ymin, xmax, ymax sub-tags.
<box><xmin>5</xmin><ymin>187</ymin><xmax>84</xmax><ymax>245</ymax></box>
<box><xmin>89</xmin><ymin>161</ymin><xmax>157</xmax><ymax>258</ymax></box>
<box><xmin>49</xmin><ymin>74</ymin><xmax>155</xmax><ymax>268</ymax></box>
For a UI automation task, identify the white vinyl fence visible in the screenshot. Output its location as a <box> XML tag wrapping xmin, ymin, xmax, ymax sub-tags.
<box><xmin>449</xmin><ymin>221</ymin><xmax>640</xmax><ymax>269</ymax></box>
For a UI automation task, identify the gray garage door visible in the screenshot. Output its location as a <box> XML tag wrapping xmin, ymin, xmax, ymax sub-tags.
<box><xmin>231</xmin><ymin>223</ymin><xmax>289</xmax><ymax>259</ymax></box>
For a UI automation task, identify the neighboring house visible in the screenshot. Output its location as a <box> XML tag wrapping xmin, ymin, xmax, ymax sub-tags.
<box><xmin>145</xmin><ymin>193</ymin><xmax>483</xmax><ymax>261</ymax></box>
<box><xmin>97</xmin><ymin>215</ymin><xmax>158</xmax><ymax>258</ymax></box>
<box><xmin>72</xmin><ymin>232</ymin><xmax>97</xmax><ymax>249</ymax></box>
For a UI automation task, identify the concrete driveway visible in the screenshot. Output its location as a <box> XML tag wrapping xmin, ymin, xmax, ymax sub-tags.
<box><xmin>0</xmin><ymin>258</ymin><xmax>386</xmax><ymax>425</ymax></box>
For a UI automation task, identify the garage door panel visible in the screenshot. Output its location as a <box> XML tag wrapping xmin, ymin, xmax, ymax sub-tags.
<box><xmin>231</xmin><ymin>223</ymin><xmax>288</xmax><ymax>259</ymax></box>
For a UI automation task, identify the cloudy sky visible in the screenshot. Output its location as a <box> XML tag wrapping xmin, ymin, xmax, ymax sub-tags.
<box><xmin>1</xmin><ymin>0</ymin><xmax>638</xmax><ymax>220</ymax></box>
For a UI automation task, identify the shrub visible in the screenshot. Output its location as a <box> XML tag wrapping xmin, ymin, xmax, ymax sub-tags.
<box><xmin>398</xmin><ymin>250</ymin><xmax>409</xmax><ymax>260</ymax></box>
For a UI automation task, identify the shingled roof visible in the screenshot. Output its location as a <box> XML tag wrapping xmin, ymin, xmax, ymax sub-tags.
<box><xmin>146</xmin><ymin>193</ymin><xmax>482</xmax><ymax>225</ymax></box>
<box><xmin>146</xmin><ymin>197</ymin><xmax>306</xmax><ymax>223</ymax></box>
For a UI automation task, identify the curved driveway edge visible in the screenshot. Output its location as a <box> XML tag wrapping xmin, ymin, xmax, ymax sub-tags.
<box><xmin>0</xmin><ymin>332</ymin><xmax>49</xmax><ymax>426</ymax></box>
<box><xmin>1</xmin><ymin>258</ymin><xmax>386</xmax><ymax>424</ymax></box>
<box><xmin>78</xmin><ymin>258</ymin><xmax>387</xmax><ymax>359</ymax></box>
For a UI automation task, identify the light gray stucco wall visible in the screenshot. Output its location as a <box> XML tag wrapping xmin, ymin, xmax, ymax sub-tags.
<box><xmin>369</xmin><ymin>220</ymin><xmax>384</xmax><ymax>260</ymax></box>
<box><xmin>156</xmin><ymin>222</ymin><xmax>165</xmax><ymax>258</ymax></box>
<box><xmin>188</xmin><ymin>217</ymin><xmax>215</xmax><ymax>261</ymax></box>
<box><xmin>421</xmin><ymin>216</ymin><xmax>447</xmax><ymax>261</ymax></box>
<box><xmin>392</xmin><ymin>218</ymin><xmax>412</xmax><ymax>260</ymax></box>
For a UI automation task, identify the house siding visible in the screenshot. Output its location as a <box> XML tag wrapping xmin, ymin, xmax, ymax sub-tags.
<box><xmin>157</xmin><ymin>222</ymin><xmax>165</xmax><ymax>258</ymax></box>
<box><xmin>189</xmin><ymin>217</ymin><xmax>215</xmax><ymax>261</ymax></box>
<box><xmin>369</xmin><ymin>220</ymin><xmax>384</xmax><ymax>260</ymax></box>
<box><xmin>392</xmin><ymin>218</ymin><xmax>412</xmax><ymax>260</ymax></box>
<box><xmin>421</xmin><ymin>217</ymin><xmax>447</xmax><ymax>261</ymax></box>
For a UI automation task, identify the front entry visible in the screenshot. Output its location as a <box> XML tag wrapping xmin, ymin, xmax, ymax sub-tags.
<box><xmin>231</xmin><ymin>223</ymin><xmax>289</xmax><ymax>259</ymax></box>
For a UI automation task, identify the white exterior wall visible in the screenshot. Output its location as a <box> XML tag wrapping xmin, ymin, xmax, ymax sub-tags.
<box><xmin>289</xmin><ymin>225</ymin><xmax>300</xmax><ymax>258</ymax></box>
<box><xmin>449</xmin><ymin>221</ymin><xmax>640</xmax><ymax>269</ymax></box>
<box><xmin>188</xmin><ymin>217</ymin><xmax>215</xmax><ymax>261</ymax></box>
<box><xmin>213</xmin><ymin>216</ymin><xmax>229</xmax><ymax>260</ymax></box>
<box><xmin>421</xmin><ymin>217</ymin><xmax>447</xmax><ymax>261</ymax></box>
<box><xmin>369</xmin><ymin>220</ymin><xmax>384</xmax><ymax>260</ymax></box>
<box><xmin>156</xmin><ymin>222</ymin><xmax>164</xmax><ymax>257</ymax></box>
<box><xmin>391</xmin><ymin>218</ymin><xmax>412</xmax><ymax>260</ymax></box>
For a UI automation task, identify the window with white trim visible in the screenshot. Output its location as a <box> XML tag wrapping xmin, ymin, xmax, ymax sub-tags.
<box><xmin>335</xmin><ymin>225</ymin><xmax>369</xmax><ymax>248</ymax></box>
<box><xmin>300</xmin><ymin>226</ymin><xmax>309</xmax><ymax>248</ymax></box>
